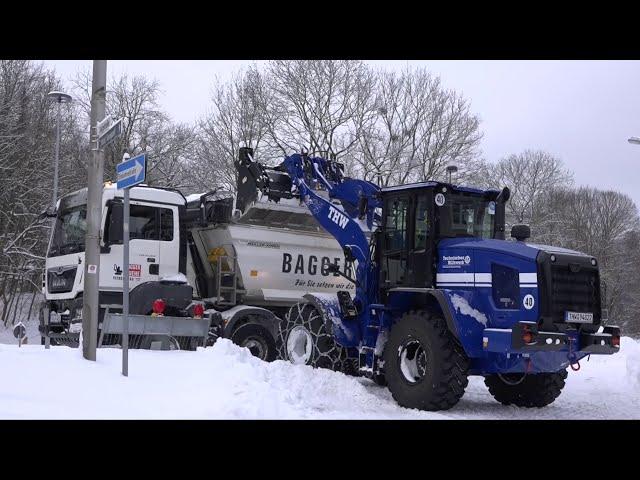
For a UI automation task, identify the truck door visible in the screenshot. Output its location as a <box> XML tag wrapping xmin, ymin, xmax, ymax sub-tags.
<box><xmin>101</xmin><ymin>201</ymin><xmax>161</xmax><ymax>291</ymax></box>
<box><xmin>381</xmin><ymin>195</ymin><xmax>409</xmax><ymax>287</ymax></box>
<box><xmin>406</xmin><ymin>192</ymin><xmax>434</xmax><ymax>288</ymax></box>
<box><xmin>157</xmin><ymin>205</ymin><xmax>180</xmax><ymax>279</ymax></box>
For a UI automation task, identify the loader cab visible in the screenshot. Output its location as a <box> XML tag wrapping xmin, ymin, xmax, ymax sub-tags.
<box><xmin>379</xmin><ymin>183</ymin><xmax>507</xmax><ymax>290</ymax></box>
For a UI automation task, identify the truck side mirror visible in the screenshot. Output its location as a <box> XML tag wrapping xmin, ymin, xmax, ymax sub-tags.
<box><xmin>511</xmin><ymin>224</ymin><xmax>531</xmax><ymax>241</ymax></box>
<box><xmin>106</xmin><ymin>202</ymin><xmax>123</xmax><ymax>246</ymax></box>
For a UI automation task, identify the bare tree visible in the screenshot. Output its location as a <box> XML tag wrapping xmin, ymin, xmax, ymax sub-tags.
<box><xmin>194</xmin><ymin>66</ymin><xmax>273</xmax><ymax>193</ymax></box>
<box><xmin>72</xmin><ymin>71</ymin><xmax>193</xmax><ymax>183</ymax></box>
<box><xmin>486</xmin><ymin>150</ymin><xmax>574</xmax><ymax>231</ymax></box>
<box><xmin>351</xmin><ymin>68</ymin><xmax>482</xmax><ymax>186</ymax></box>
<box><xmin>266</xmin><ymin>60</ymin><xmax>376</xmax><ymax>162</ymax></box>
<box><xmin>0</xmin><ymin>60</ymin><xmax>88</xmax><ymax>325</ymax></box>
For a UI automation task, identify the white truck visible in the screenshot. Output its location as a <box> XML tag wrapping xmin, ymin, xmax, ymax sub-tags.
<box><xmin>40</xmin><ymin>182</ymin><xmax>353</xmax><ymax>360</ymax></box>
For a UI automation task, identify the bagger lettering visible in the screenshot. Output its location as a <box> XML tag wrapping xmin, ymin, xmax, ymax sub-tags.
<box><xmin>282</xmin><ymin>253</ymin><xmax>342</xmax><ymax>276</ymax></box>
<box><xmin>328</xmin><ymin>206</ymin><xmax>349</xmax><ymax>229</ymax></box>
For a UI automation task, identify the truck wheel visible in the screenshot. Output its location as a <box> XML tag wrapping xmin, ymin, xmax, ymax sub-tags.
<box><xmin>383</xmin><ymin>310</ymin><xmax>469</xmax><ymax>411</ymax></box>
<box><xmin>231</xmin><ymin>323</ymin><xmax>277</xmax><ymax>362</ymax></box>
<box><xmin>277</xmin><ymin>303</ymin><xmax>346</xmax><ymax>371</ymax></box>
<box><xmin>372</xmin><ymin>372</ymin><xmax>387</xmax><ymax>387</ymax></box>
<box><xmin>484</xmin><ymin>370</ymin><xmax>568</xmax><ymax>408</ymax></box>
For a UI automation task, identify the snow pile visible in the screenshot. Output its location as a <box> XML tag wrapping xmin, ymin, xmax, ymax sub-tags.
<box><xmin>1</xmin><ymin>336</ymin><xmax>639</xmax><ymax>419</ymax></box>
<box><xmin>0</xmin><ymin>339</ymin><xmax>443</xmax><ymax>420</ymax></box>
<box><xmin>624</xmin><ymin>337</ymin><xmax>640</xmax><ymax>390</ymax></box>
<box><xmin>160</xmin><ymin>273</ymin><xmax>188</xmax><ymax>284</ymax></box>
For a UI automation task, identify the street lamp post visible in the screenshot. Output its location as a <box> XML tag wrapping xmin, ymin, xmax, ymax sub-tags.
<box><xmin>446</xmin><ymin>165</ymin><xmax>458</xmax><ymax>184</ymax></box>
<box><xmin>47</xmin><ymin>91</ymin><xmax>72</xmax><ymax>212</ymax></box>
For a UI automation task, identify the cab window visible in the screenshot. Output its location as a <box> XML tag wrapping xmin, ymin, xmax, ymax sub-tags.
<box><xmin>385</xmin><ymin>198</ymin><xmax>408</xmax><ymax>251</ymax></box>
<box><xmin>414</xmin><ymin>195</ymin><xmax>430</xmax><ymax>250</ymax></box>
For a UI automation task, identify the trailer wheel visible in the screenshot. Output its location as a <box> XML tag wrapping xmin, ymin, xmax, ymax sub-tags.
<box><xmin>277</xmin><ymin>303</ymin><xmax>346</xmax><ymax>371</ymax></box>
<box><xmin>231</xmin><ymin>323</ymin><xmax>277</xmax><ymax>362</ymax></box>
<box><xmin>484</xmin><ymin>370</ymin><xmax>568</xmax><ymax>407</ymax></box>
<box><xmin>383</xmin><ymin>310</ymin><xmax>469</xmax><ymax>411</ymax></box>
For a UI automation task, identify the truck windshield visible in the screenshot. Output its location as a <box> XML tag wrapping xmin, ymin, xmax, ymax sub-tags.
<box><xmin>441</xmin><ymin>193</ymin><xmax>495</xmax><ymax>239</ymax></box>
<box><xmin>49</xmin><ymin>205</ymin><xmax>87</xmax><ymax>257</ymax></box>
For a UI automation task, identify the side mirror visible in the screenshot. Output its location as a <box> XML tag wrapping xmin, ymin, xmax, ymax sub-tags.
<box><xmin>106</xmin><ymin>202</ymin><xmax>123</xmax><ymax>246</ymax></box>
<box><xmin>511</xmin><ymin>224</ymin><xmax>531</xmax><ymax>242</ymax></box>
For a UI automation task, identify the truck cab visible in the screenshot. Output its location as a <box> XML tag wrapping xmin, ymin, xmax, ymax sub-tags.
<box><xmin>42</xmin><ymin>183</ymin><xmax>187</xmax><ymax>343</ymax></box>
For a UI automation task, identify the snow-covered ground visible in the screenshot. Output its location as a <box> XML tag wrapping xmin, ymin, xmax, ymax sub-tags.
<box><xmin>1</xmin><ymin>337</ymin><xmax>638</xmax><ymax>419</ymax></box>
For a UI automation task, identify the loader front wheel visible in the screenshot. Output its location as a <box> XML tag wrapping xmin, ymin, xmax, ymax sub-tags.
<box><xmin>384</xmin><ymin>310</ymin><xmax>469</xmax><ymax>411</ymax></box>
<box><xmin>484</xmin><ymin>370</ymin><xmax>568</xmax><ymax>408</ymax></box>
<box><xmin>277</xmin><ymin>303</ymin><xmax>346</xmax><ymax>372</ymax></box>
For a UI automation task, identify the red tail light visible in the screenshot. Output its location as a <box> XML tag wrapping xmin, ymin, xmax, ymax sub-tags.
<box><xmin>193</xmin><ymin>303</ymin><xmax>204</xmax><ymax>318</ymax></box>
<box><xmin>612</xmin><ymin>335</ymin><xmax>620</xmax><ymax>347</ymax></box>
<box><xmin>152</xmin><ymin>298</ymin><xmax>166</xmax><ymax>316</ymax></box>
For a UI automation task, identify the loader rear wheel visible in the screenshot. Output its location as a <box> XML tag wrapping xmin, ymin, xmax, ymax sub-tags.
<box><xmin>383</xmin><ymin>310</ymin><xmax>469</xmax><ymax>411</ymax></box>
<box><xmin>277</xmin><ymin>303</ymin><xmax>346</xmax><ymax>371</ymax></box>
<box><xmin>484</xmin><ymin>370</ymin><xmax>568</xmax><ymax>408</ymax></box>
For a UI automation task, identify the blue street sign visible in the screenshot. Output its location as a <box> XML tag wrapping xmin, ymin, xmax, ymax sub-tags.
<box><xmin>116</xmin><ymin>154</ymin><xmax>146</xmax><ymax>189</ymax></box>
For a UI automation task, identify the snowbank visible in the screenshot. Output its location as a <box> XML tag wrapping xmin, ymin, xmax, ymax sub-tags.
<box><xmin>0</xmin><ymin>337</ymin><xmax>638</xmax><ymax>419</ymax></box>
<box><xmin>625</xmin><ymin>337</ymin><xmax>640</xmax><ymax>391</ymax></box>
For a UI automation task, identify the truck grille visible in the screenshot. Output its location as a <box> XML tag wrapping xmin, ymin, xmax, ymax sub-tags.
<box><xmin>549</xmin><ymin>264</ymin><xmax>600</xmax><ymax>323</ymax></box>
<box><xmin>47</xmin><ymin>266</ymin><xmax>77</xmax><ymax>293</ymax></box>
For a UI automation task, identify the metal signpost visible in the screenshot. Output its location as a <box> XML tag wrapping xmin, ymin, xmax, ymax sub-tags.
<box><xmin>116</xmin><ymin>153</ymin><xmax>146</xmax><ymax>376</ymax></box>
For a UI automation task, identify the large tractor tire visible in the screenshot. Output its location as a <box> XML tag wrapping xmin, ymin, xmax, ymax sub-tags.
<box><xmin>383</xmin><ymin>310</ymin><xmax>469</xmax><ymax>411</ymax></box>
<box><xmin>484</xmin><ymin>370</ymin><xmax>568</xmax><ymax>408</ymax></box>
<box><xmin>231</xmin><ymin>323</ymin><xmax>277</xmax><ymax>362</ymax></box>
<box><xmin>277</xmin><ymin>302</ymin><xmax>347</xmax><ymax>371</ymax></box>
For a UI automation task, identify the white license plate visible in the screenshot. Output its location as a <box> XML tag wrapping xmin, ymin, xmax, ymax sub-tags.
<box><xmin>565</xmin><ymin>311</ymin><xmax>594</xmax><ymax>323</ymax></box>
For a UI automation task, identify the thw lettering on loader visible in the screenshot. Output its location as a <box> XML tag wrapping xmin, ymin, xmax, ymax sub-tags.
<box><xmin>328</xmin><ymin>206</ymin><xmax>349</xmax><ymax>229</ymax></box>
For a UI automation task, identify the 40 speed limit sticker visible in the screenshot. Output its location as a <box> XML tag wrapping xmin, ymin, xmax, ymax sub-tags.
<box><xmin>523</xmin><ymin>294</ymin><xmax>535</xmax><ymax>310</ymax></box>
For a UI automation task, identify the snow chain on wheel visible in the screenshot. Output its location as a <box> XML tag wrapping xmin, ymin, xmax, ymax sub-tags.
<box><xmin>383</xmin><ymin>310</ymin><xmax>469</xmax><ymax>411</ymax></box>
<box><xmin>484</xmin><ymin>369</ymin><xmax>568</xmax><ymax>408</ymax></box>
<box><xmin>277</xmin><ymin>302</ymin><xmax>348</xmax><ymax>372</ymax></box>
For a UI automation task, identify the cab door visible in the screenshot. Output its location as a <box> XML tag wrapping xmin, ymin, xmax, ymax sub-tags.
<box><xmin>406</xmin><ymin>192</ymin><xmax>434</xmax><ymax>288</ymax></box>
<box><xmin>381</xmin><ymin>195</ymin><xmax>410</xmax><ymax>287</ymax></box>
<box><xmin>101</xmin><ymin>200</ymin><xmax>161</xmax><ymax>291</ymax></box>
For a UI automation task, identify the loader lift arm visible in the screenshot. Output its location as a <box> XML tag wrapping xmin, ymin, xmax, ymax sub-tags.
<box><xmin>237</xmin><ymin>147</ymin><xmax>382</xmax><ymax>315</ymax></box>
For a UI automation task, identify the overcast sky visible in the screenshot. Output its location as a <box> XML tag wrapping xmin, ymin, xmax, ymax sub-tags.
<box><xmin>42</xmin><ymin>60</ymin><xmax>640</xmax><ymax>208</ymax></box>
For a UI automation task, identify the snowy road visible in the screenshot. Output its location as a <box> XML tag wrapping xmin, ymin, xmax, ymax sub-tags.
<box><xmin>0</xmin><ymin>337</ymin><xmax>638</xmax><ymax>419</ymax></box>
